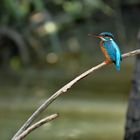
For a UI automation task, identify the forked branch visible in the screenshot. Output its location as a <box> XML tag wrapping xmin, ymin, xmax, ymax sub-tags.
<box><xmin>12</xmin><ymin>49</ymin><xmax>140</xmax><ymax>140</ymax></box>
<box><xmin>15</xmin><ymin>114</ymin><xmax>58</xmax><ymax>140</ymax></box>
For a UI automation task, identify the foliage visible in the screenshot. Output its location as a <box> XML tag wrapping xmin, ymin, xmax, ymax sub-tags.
<box><xmin>0</xmin><ymin>0</ymin><xmax>139</xmax><ymax>70</ymax></box>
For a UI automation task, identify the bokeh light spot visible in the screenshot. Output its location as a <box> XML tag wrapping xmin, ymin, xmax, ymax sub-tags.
<box><xmin>44</xmin><ymin>22</ymin><xmax>57</xmax><ymax>34</ymax></box>
<box><xmin>46</xmin><ymin>53</ymin><xmax>58</xmax><ymax>64</ymax></box>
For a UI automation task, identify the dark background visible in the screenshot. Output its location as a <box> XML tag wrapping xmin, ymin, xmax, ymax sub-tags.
<box><xmin>0</xmin><ymin>0</ymin><xmax>140</xmax><ymax>140</ymax></box>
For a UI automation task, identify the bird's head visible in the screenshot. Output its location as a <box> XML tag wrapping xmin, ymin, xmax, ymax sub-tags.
<box><xmin>89</xmin><ymin>32</ymin><xmax>114</xmax><ymax>41</ymax></box>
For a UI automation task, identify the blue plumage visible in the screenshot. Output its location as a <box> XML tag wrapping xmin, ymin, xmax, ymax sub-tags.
<box><xmin>99</xmin><ymin>32</ymin><xmax>114</xmax><ymax>39</ymax></box>
<box><xmin>103</xmin><ymin>39</ymin><xmax>121</xmax><ymax>70</ymax></box>
<box><xmin>95</xmin><ymin>32</ymin><xmax>122</xmax><ymax>71</ymax></box>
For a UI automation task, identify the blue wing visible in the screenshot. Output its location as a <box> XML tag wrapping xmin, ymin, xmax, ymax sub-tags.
<box><xmin>103</xmin><ymin>40</ymin><xmax>121</xmax><ymax>70</ymax></box>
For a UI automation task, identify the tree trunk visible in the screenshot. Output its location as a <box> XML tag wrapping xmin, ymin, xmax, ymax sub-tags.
<box><xmin>124</xmin><ymin>31</ymin><xmax>140</xmax><ymax>140</ymax></box>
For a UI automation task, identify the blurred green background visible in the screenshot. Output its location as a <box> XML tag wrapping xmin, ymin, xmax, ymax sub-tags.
<box><xmin>0</xmin><ymin>0</ymin><xmax>140</xmax><ymax>140</ymax></box>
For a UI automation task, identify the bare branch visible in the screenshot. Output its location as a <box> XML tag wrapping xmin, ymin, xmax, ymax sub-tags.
<box><xmin>122</xmin><ymin>49</ymin><xmax>140</xmax><ymax>58</ymax></box>
<box><xmin>12</xmin><ymin>49</ymin><xmax>140</xmax><ymax>140</ymax></box>
<box><xmin>15</xmin><ymin>114</ymin><xmax>58</xmax><ymax>140</ymax></box>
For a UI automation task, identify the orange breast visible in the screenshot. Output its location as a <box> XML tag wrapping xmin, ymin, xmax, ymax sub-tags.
<box><xmin>100</xmin><ymin>42</ymin><xmax>111</xmax><ymax>61</ymax></box>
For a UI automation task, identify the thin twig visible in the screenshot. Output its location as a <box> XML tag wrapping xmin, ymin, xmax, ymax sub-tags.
<box><xmin>15</xmin><ymin>114</ymin><xmax>58</xmax><ymax>140</ymax></box>
<box><xmin>12</xmin><ymin>49</ymin><xmax>140</xmax><ymax>140</ymax></box>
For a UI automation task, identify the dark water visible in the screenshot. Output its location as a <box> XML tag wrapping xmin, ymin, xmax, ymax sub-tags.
<box><xmin>0</xmin><ymin>99</ymin><xmax>127</xmax><ymax>140</ymax></box>
<box><xmin>0</xmin><ymin>63</ymin><xmax>133</xmax><ymax>140</ymax></box>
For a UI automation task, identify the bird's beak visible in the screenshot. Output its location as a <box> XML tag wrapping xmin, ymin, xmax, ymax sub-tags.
<box><xmin>88</xmin><ymin>34</ymin><xmax>102</xmax><ymax>39</ymax></box>
<box><xmin>95</xmin><ymin>35</ymin><xmax>102</xmax><ymax>38</ymax></box>
<box><xmin>94</xmin><ymin>35</ymin><xmax>102</xmax><ymax>39</ymax></box>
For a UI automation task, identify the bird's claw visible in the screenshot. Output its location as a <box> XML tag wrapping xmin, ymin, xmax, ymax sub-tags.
<box><xmin>104</xmin><ymin>60</ymin><xmax>110</xmax><ymax>64</ymax></box>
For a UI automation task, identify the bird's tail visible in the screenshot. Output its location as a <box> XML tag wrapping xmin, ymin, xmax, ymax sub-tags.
<box><xmin>116</xmin><ymin>60</ymin><xmax>120</xmax><ymax>71</ymax></box>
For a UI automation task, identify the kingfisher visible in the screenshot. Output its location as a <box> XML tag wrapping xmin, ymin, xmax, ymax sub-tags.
<box><xmin>89</xmin><ymin>32</ymin><xmax>122</xmax><ymax>71</ymax></box>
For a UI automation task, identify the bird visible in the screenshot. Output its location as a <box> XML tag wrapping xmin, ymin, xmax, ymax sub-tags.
<box><xmin>89</xmin><ymin>32</ymin><xmax>122</xmax><ymax>71</ymax></box>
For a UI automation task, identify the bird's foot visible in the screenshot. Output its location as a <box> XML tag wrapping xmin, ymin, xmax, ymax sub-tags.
<box><xmin>104</xmin><ymin>60</ymin><xmax>111</xmax><ymax>64</ymax></box>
